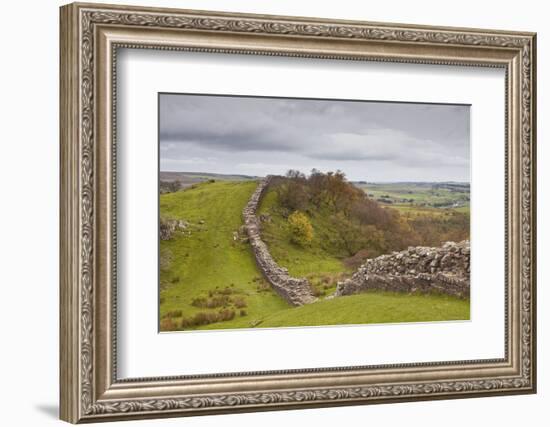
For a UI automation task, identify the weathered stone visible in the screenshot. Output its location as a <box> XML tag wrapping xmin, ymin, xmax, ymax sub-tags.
<box><xmin>243</xmin><ymin>176</ymin><xmax>317</xmax><ymax>306</ymax></box>
<box><xmin>160</xmin><ymin>218</ymin><xmax>188</xmax><ymax>241</ymax></box>
<box><xmin>335</xmin><ymin>240</ymin><xmax>470</xmax><ymax>299</ymax></box>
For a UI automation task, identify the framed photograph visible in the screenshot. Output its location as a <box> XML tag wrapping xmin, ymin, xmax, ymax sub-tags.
<box><xmin>60</xmin><ymin>2</ymin><xmax>537</xmax><ymax>423</ymax></box>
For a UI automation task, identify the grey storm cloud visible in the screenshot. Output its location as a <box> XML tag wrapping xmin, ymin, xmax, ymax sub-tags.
<box><xmin>159</xmin><ymin>93</ymin><xmax>470</xmax><ymax>182</ymax></box>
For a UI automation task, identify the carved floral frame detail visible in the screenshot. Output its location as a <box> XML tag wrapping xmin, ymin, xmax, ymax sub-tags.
<box><xmin>60</xmin><ymin>2</ymin><xmax>536</xmax><ymax>423</ymax></box>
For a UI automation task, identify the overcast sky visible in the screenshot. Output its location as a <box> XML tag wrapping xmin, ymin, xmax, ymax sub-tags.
<box><xmin>159</xmin><ymin>93</ymin><xmax>470</xmax><ymax>182</ymax></box>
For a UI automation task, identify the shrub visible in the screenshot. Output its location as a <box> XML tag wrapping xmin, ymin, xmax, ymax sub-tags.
<box><xmin>212</xmin><ymin>295</ymin><xmax>231</xmax><ymax>308</ymax></box>
<box><xmin>180</xmin><ymin>317</ymin><xmax>194</xmax><ymax>328</ymax></box>
<box><xmin>218</xmin><ymin>287</ymin><xmax>234</xmax><ymax>295</ymax></box>
<box><xmin>191</xmin><ymin>297</ymin><xmax>208</xmax><ymax>308</ymax></box>
<box><xmin>288</xmin><ymin>211</ymin><xmax>314</xmax><ymax>246</ymax></box>
<box><xmin>239</xmin><ymin>310</ymin><xmax>247</xmax><ymax>317</ymax></box>
<box><xmin>193</xmin><ymin>312</ymin><xmax>217</xmax><ymax>325</ymax></box>
<box><xmin>343</xmin><ymin>248</ymin><xmax>371</xmax><ymax>269</ymax></box>
<box><xmin>162</xmin><ymin>309</ymin><xmax>183</xmax><ymax>319</ymax></box>
<box><xmin>233</xmin><ymin>296</ymin><xmax>247</xmax><ymax>309</ymax></box>
<box><xmin>191</xmin><ymin>295</ymin><xmax>231</xmax><ymax>309</ymax></box>
<box><xmin>218</xmin><ymin>309</ymin><xmax>236</xmax><ymax>321</ymax></box>
<box><xmin>409</xmin><ymin>211</ymin><xmax>469</xmax><ymax>246</ymax></box>
<box><xmin>180</xmin><ymin>309</ymin><xmax>236</xmax><ymax>328</ymax></box>
<box><xmin>160</xmin><ymin>317</ymin><xmax>177</xmax><ymax>331</ymax></box>
<box><xmin>311</xmin><ymin>286</ymin><xmax>325</xmax><ymax>297</ymax></box>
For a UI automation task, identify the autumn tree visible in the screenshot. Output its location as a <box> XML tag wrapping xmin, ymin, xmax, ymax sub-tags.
<box><xmin>270</xmin><ymin>169</ymin><xmax>468</xmax><ymax>258</ymax></box>
<box><xmin>276</xmin><ymin>170</ymin><xmax>310</xmax><ymax>211</ymax></box>
<box><xmin>288</xmin><ymin>211</ymin><xmax>314</xmax><ymax>246</ymax></box>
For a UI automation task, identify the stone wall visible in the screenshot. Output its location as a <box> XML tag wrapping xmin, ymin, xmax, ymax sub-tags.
<box><xmin>243</xmin><ymin>177</ymin><xmax>317</xmax><ymax>306</ymax></box>
<box><xmin>335</xmin><ymin>240</ymin><xmax>470</xmax><ymax>298</ymax></box>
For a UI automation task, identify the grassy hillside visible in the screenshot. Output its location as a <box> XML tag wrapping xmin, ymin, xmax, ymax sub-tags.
<box><xmin>160</xmin><ymin>171</ymin><xmax>258</xmax><ymax>190</ymax></box>
<box><xmin>257</xmin><ymin>188</ymin><xmax>351</xmax><ymax>297</ymax></box>
<box><xmin>160</xmin><ymin>178</ymin><xmax>469</xmax><ymax>332</ymax></box>
<box><xmin>159</xmin><ymin>180</ymin><xmax>290</xmax><ymax>331</ymax></box>
<box><xmin>259</xmin><ymin>292</ymin><xmax>469</xmax><ymax>328</ymax></box>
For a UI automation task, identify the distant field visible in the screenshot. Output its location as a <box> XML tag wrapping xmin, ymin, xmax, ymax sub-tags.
<box><xmin>353</xmin><ymin>181</ymin><xmax>470</xmax><ymax>212</ymax></box>
<box><xmin>389</xmin><ymin>204</ymin><xmax>470</xmax><ymax>219</ymax></box>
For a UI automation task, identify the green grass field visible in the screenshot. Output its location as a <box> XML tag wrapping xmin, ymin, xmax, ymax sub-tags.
<box><xmin>259</xmin><ymin>292</ymin><xmax>470</xmax><ymax>328</ymax></box>
<box><xmin>159</xmin><ymin>179</ymin><xmax>469</xmax><ymax>332</ymax></box>
<box><xmin>159</xmin><ymin>180</ymin><xmax>290</xmax><ymax>331</ymax></box>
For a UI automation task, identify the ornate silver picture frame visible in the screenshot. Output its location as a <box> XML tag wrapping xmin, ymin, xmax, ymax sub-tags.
<box><xmin>60</xmin><ymin>2</ymin><xmax>536</xmax><ymax>423</ymax></box>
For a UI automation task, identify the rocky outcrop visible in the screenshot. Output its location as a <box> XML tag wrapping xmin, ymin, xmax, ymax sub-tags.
<box><xmin>159</xmin><ymin>219</ymin><xmax>188</xmax><ymax>241</ymax></box>
<box><xmin>336</xmin><ymin>240</ymin><xmax>470</xmax><ymax>298</ymax></box>
<box><xmin>243</xmin><ymin>177</ymin><xmax>317</xmax><ymax>306</ymax></box>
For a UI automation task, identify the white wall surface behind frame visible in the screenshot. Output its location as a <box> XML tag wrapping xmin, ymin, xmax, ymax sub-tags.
<box><xmin>0</xmin><ymin>0</ymin><xmax>546</xmax><ymax>427</ymax></box>
<box><xmin>116</xmin><ymin>48</ymin><xmax>505</xmax><ymax>379</ymax></box>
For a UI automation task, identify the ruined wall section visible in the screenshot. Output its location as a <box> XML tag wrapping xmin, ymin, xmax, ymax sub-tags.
<box><xmin>243</xmin><ymin>176</ymin><xmax>317</xmax><ymax>306</ymax></box>
<box><xmin>336</xmin><ymin>241</ymin><xmax>470</xmax><ymax>298</ymax></box>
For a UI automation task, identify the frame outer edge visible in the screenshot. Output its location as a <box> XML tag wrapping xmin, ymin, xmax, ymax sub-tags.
<box><xmin>60</xmin><ymin>2</ymin><xmax>537</xmax><ymax>422</ymax></box>
<box><xmin>68</xmin><ymin>1</ymin><xmax>536</xmax><ymax>36</ymax></box>
<box><xmin>529</xmin><ymin>33</ymin><xmax>537</xmax><ymax>393</ymax></box>
<box><xmin>60</xmin><ymin>3</ymin><xmax>81</xmax><ymax>424</ymax></box>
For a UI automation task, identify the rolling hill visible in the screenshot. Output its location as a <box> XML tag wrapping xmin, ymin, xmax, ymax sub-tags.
<box><xmin>160</xmin><ymin>171</ymin><xmax>259</xmax><ymax>189</ymax></box>
<box><xmin>159</xmin><ymin>179</ymin><xmax>469</xmax><ymax>331</ymax></box>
